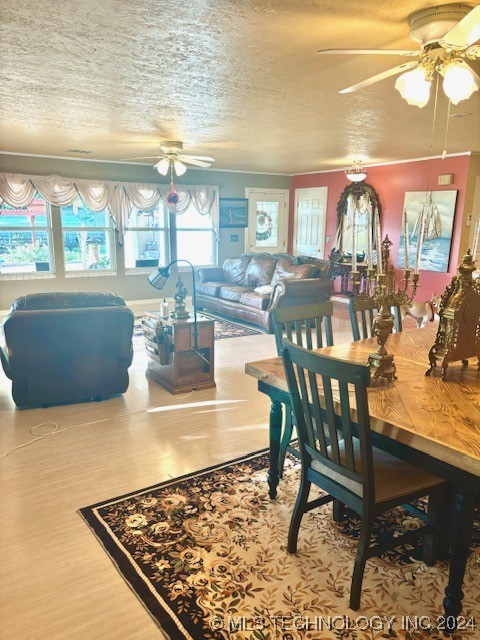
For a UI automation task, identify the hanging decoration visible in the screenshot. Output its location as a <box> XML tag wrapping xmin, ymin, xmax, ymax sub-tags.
<box><xmin>166</xmin><ymin>183</ymin><xmax>179</xmax><ymax>205</ymax></box>
<box><xmin>256</xmin><ymin>210</ymin><xmax>273</xmax><ymax>242</ymax></box>
<box><xmin>166</xmin><ymin>163</ymin><xmax>179</xmax><ymax>206</ymax></box>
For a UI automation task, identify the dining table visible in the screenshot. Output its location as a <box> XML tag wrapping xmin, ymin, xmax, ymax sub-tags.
<box><xmin>245</xmin><ymin>323</ymin><xmax>480</xmax><ymax>627</ymax></box>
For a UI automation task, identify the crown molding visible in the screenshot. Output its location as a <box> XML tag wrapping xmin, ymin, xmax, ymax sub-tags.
<box><xmin>292</xmin><ymin>152</ymin><xmax>473</xmax><ymax>176</ymax></box>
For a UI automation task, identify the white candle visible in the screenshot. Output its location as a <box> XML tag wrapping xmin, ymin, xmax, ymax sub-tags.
<box><xmin>366</xmin><ymin>205</ymin><xmax>372</xmax><ymax>270</ymax></box>
<box><xmin>414</xmin><ymin>205</ymin><xmax>425</xmax><ymax>274</ymax></box>
<box><xmin>403</xmin><ymin>208</ymin><xmax>410</xmax><ymax>270</ymax></box>
<box><xmin>351</xmin><ymin>206</ymin><xmax>357</xmax><ymax>272</ymax></box>
<box><xmin>473</xmin><ymin>217</ymin><xmax>480</xmax><ymax>260</ymax></box>
<box><xmin>375</xmin><ymin>210</ymin><xmax>383</xmax><ymax>273</ymax></box>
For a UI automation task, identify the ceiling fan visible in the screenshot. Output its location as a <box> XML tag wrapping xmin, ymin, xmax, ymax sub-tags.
<box><xmin>122</xmin><ymin>141</ymin><xmax>215</xmax><ymax>176</ymax></box>
<box><xmin>318</xmin><ymin>3</ymin><xmax>480</xmax><ymax>107</ymax></box>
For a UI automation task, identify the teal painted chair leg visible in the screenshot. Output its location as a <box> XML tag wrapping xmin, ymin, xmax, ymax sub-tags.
<box><xmin>278</xmin><ymin>408</ymin><xmax>295</xmax><ymax>478</ymax></box>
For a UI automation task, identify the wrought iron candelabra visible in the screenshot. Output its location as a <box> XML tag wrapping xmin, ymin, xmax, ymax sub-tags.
<box><xmin>352</xmin><ymin>236</ymin><xmax>420</xmax><ymax>385</ymax></box>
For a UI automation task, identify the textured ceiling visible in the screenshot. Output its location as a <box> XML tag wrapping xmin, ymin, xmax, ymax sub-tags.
<box><xmin>1</xmin><ymin>0</ymin><xmax>479</xmax><ymax>173</ymax></box>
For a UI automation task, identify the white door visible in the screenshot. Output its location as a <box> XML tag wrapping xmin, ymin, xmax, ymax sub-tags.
<box><xmin>294</xmin><ymin>187</ymin><xmax>328</xmax><ymax>257</ymax></box>
<box><xmin>245</xmin><ymin>189</ymin><xmax>289</xmax><ymax>254</ymax></box>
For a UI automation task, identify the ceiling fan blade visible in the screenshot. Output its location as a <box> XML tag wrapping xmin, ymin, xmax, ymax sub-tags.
<box><xmin>180</xmin><ymin>158</ymin><xmax>213</xmax><ymax>168</ymax></box>
<box><xmin>339</xmin><ymin>61</ymin><xmax>418</xmax><ymax>94</ymax></box>
<box><xmin>440</xmin><ymin>5</ymin><xmax>480</xmax><ymax>49</ymax></box>
<box><xmin>120</xmin><ymin>155</ymin><xmax>163</xmax><ymax>161</ymax></box>
<box><xmin>178</xmin><ymin>154</ymin><xmax>215</xmax><ymax>162</ymax></box>
<box><xmin>318</xmin><ymin>48</ymin><xmax>420</xmax><ymax>56</ymax></box>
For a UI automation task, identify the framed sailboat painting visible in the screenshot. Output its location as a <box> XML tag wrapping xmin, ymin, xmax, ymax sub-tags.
<box><xmin>397</xmin><ymin>190</ymin><xmax>458</xmax><ymax>273</ymax></box>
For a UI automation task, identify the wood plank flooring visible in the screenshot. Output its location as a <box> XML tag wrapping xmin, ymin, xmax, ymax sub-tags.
<box><xmin>0</xmin><ymin>314</ymin><xmax>400</xmax><ymax>639</ymax></box>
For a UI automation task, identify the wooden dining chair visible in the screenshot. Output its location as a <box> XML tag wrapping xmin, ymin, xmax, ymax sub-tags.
<box><xmin>349</xmin><ymin>297</ymin><xmax>402</xmax><ymax>342</ymax></box>
<box><xmin>272</xmin><ymin>302</ymin><xmax>334</xmax><ymax>478</ymax></box>
<box><xmin>281</xmin><ymin>339</ymin><xmax>446</xmax><ymax>610</ymax></box>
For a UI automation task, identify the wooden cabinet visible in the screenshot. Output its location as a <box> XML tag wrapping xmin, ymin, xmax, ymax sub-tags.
<box><xmin>142</xmin><ymin>311</ymin><xmax>215</xmax><ymax>394</ymax></box>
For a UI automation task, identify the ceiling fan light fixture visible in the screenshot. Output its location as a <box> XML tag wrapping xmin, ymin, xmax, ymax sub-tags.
<box><xmin>155</xmin><ymin>158</ymin><xmax>170</xmax><ymax>176</ymax></box>
<box><xmin>394</xmin><ymin>66</ymin><xmax>431</xmax><ymax>108</ymax></box>
<box><xmin>441</xmin><ymin>61</ymin><xmax>479</xmax><ymax>105</ymax></box>
<box><xmin>173</xmin><ymin>159</ymin><xmax>187</xmax><ymax>176</ymax></box>
<box><xmin>345</xmin><ymin>163</ymin><xmax>367</xmax><ymax>182</ymax></box>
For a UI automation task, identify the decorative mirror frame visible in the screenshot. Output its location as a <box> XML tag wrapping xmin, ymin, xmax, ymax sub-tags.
<box><xmin>330</xmin><ymin>181</ymin><xmax>381</xmax><ymax>261</ymax></box>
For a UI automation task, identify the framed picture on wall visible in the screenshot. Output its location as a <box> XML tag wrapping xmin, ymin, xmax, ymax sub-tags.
<box><xmin>397</xmin><ymin>190</ymin><xmax>458</xmax><ymax>273</ymax></box>
<box><xmin>219</xmin><ymin>198</ymin><xmax>248</xmax><ymax>228</ymax></box>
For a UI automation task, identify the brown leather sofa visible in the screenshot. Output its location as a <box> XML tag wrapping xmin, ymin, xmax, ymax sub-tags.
<box><xmin>196</xmin><ymin>253</ymin><xmax>333</xmax><ymax>332</ymax></box>
<box><xmin>0</xmin><ymin>292</ymin><xmax>134</xmax><ymax>408</ymax></box>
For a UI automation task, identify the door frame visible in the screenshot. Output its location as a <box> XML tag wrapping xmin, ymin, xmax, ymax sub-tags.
<box><xmin>293</xmin><ymin>186</ymin><xmax>328</xmax><ymax>258</ymax></box>
<box><xmin>244</xmin><ymin>187</ymin><xmax>290</xmax><ymax>254</ymax></box>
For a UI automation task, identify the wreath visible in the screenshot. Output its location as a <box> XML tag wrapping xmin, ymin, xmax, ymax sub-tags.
<box><xmin>256</xmin><ymin>210</ymin><xmax>273</xmax><ymax>241</ymax></box>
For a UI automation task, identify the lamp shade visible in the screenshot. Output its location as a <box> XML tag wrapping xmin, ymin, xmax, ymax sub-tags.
<box><xmin>395</xmin><ymin>66</ymin><xmax>431</xmax><ymax>108</ymax></box>
<box><xmin>148</xmin><ymin>266</ymin><xmax>170</xmax><ymax>290</ymax></box>
<box><xmin>154</xmin><ymin>158</ymin><xmax>170</xmax><ymax>176</ymax></box>
<box><xmin>345</xmin><ymin>165</ymin><xmax>367</xmax><ymax>182</ymax></box>
<box><xmin>442</xmin><ymin>61</ymin><xmax>479</xmax><ymax>105</ymax></box>
<box><xmin>173</xmin><ymin>160</ymin><xmax>187</xmax><ymax>176</ymax></box>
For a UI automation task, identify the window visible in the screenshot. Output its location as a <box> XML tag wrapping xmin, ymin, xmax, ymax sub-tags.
<box><xmin>60</xmin><ymin>198</ymin><xmax>116</xmax><ymax>273</ymax></box>
<box><xmin>0</xmin><ymin>195</ymin><xmax>54</xmax><ymax>275</ymax></box>
<box><xmin>124</xmin><ymin>204</ymin><xmax>169</xmax><ymax>270</ymax></box>
<box><xmin>175</xmin><ymin>204</ymin><xmax>216</xmax><ymax>266</ymax></box>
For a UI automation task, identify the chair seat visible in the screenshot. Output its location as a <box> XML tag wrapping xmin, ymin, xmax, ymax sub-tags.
<box><xmin>311</xmin><ymin>438</ymin><xmax>443</xmax><ymax>504</ymax></box>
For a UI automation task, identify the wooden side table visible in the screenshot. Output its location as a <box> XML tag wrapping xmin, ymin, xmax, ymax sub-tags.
<box><xmin>142</xmin><ymin>311</ymin><xmax>216</xmax><ymax>394</ymax></box>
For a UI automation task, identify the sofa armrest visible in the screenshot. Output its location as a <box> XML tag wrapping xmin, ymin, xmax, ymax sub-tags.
<box><xmin>267</xmin><ymin>278</ymin><xmax>332</xmax><ymax>311</ymax></box>
<box><xmin>0</xmin><ymin>346</ymin><xmax>12</xmax><ymax>380</ymax></box>
<box><xmin>197</xmin><ymin>267</ymin><xmax>225</xmax><ymax>283</ymax></box>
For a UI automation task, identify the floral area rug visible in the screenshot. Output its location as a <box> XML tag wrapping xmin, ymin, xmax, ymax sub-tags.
<box><xmin>133</xmin><ymin>316</ymin><xmax>260</xmax><ymax>348</ymax></box>
<box><xmin>80</xmin><ymin>451</ymin><xmax>479</xmax><ymax>640</ymax></box>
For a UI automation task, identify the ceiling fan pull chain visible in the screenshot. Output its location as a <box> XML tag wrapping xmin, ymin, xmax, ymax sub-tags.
<box><xmin>425</xmin><ymin>74</ymin><xmax>440</xmax><ymax>192</ymax></box>
<box><xmin>441</xmin><ymin>100</ymin><xmax>452</xmax><ymax>161</ymax></box>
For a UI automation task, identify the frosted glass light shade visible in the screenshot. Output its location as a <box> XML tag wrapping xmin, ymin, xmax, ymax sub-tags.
<box><xmin>174</xmin><ymin>160</ymin><xmax>187</xmax><ymax>176</ymax></box>
<box><xmin>442</xmin><ymin>62</ymin><xmax>479</xmax><ymax>105</ymax></box>
<box><xmin>345</xmin><ymin>166</ymin><xmax>367</xmax><ymax>182</ymax></box>
<box><xmin>395</xmin><ymin>67</ymin><xmax>431</xmax><ymax>108</ymax></box>
<box><xmin>155</xmin><ymin>158</ymin><xmax>170</xmax><ymax>176</ymax></box>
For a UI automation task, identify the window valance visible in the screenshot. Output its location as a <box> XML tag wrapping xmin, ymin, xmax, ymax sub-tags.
<box><xmin>0</xmin><ymin>173</ymin><xmax>219</xmax><ymax>243</ymax></box>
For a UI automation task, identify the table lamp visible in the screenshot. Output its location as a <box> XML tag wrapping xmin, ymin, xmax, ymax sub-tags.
<box><xmin>148</xmin><ymin>259</ymin><xmax>199</xmax><ymax>350</ymax></box>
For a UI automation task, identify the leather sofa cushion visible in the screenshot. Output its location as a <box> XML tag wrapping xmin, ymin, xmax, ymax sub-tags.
<box><xmin>197</xmin><ymin>267</ymin><xmax>224</xmax><ymax>283</ymax></box>
<box><xmin>196</xmin><ymin>282</ymin><xmax>224</xmax><ymax>297</ymax></box>
<box><xmin>245</xmin><ymin>256</ymin><xmax>277</xmax><ymax>287</ymax></box>
<box><xmin>11</xmin><ymin>292</ymin><xmax>126</xmax><ymax>311</ymax></box>
<box><xmin>271</xmin><ymin>259</ymin><xmax>319</xmax><ymax>287</ymax></box>
<box><xmin>222</xmin><ymin>257</ymin><xmax>251</xmax><ymax>284</ymax></box>
<box><xmin>239</xmin><ymin>291</ymin><xmax>271</xmax><ymax>311</ymax></box>
<box><xmin>219</xmin><ymin>285</ymin><xmax>250</xmax><ymax>302</ymax></box>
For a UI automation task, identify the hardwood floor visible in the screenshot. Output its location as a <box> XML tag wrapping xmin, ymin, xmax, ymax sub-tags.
<box><xmin>0</xmin><ymin>314</ymin><xmax>376</xmax><ymax>639</ymax></box>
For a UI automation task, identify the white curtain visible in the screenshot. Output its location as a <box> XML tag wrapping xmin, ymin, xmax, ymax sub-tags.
<box><xmin>0</xmin><ymin>173</ymin><xmax>219</xmax><ymax>243</ymax></box>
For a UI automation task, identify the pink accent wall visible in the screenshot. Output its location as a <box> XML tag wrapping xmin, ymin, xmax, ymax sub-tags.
<box><xmin>290</xmin><ymin>155</ymin><xmax>471</xmax><ymax>298</ymax></box>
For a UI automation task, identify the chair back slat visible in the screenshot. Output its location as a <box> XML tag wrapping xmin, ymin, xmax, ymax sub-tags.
<box><xmin>307</xmin><ymin>370</ymin><xmax>328</xmax><ymax>456</ymax></box>
<box><xmin>321</xmin><ymin>374</ymin><xmax>341</xmax><ymax>465</ymax></box>
<box><xmin>349</xmin><ymin>298</ymin><xmax>403</xmax><ymax>342</ymax></box>
<box><xmin>296</xmin><ymin>364</ymin><xmax>316</xmax><ymax>448</ymax></box>
<box><xmin>338</xmin><ymin>380</ymin><xmax>355</xmax><ymax>472</ymax></box>
<box><xmin>281</xmin><ymin>339</ymin><xmax>374</xmax><ymax>501</ymax></box>
<box><xmin>324</xmin><ymin>315</ymin><xmax>333</xmax><ymax>346</ymax></box>
<box><xmin>392</xmin><ymin>305</ymin><xmax>403</xmax><ymax>333</ymax></box>
<box><xmin>349</xmin><ymin>297</ymin><xmax>377</xmax><ymax>342</ymax></box>
<box><xmin>273</xmin><ymin>302</ymin><xmax>334</xmax><ymax>354</ymax></box>
<box><xmin>294</xmin><ymin>319</ymin><xmax>303</xmax><ymax>347</ymax></box>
